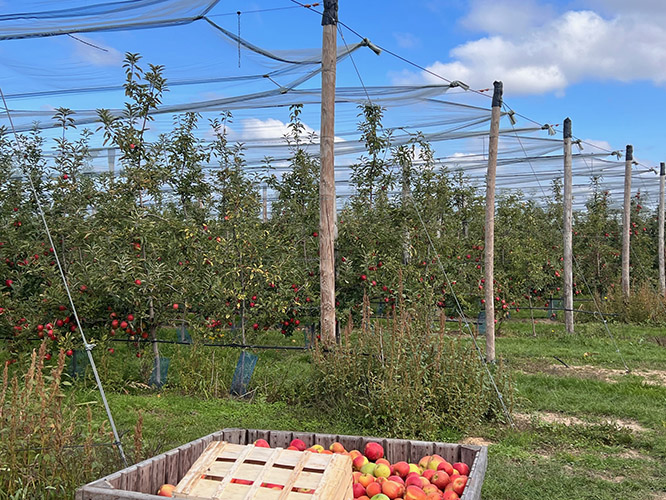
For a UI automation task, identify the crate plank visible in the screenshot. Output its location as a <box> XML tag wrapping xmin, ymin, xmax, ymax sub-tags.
<box><xmin>77</xmin><ymin>486</ymin><xmax>167</xmax><ymax>499</ymax></box>
<box><xmin>135</xmin><ymin>461</ymin><xmax>152</xmax><ymax>494</ymax></box>
<box><xmin>461</xmin><ymin>445</ymin><xmax>487</xmax><ymax>500</ymax></box>
<box><xmin>119</xmin><ymin>466</ymin><xmax>137</xmax><ymax>492</ymax></box>
<box><xmin>165</xmin><ymin>448</ymin><xmax>180</xmax><ymax>486</ymax></box>
<box><xmin>176</xmin><ymin>441</ymin><xmax>227</xmax><ymax>496</ymax></box>
<box><xmin>383</xmin><ymin>438</ymin><xmax>409</xmax><ymax>463</ymax></box>
<box><xmin>153</xmin><ymin>454</ymin><xmax>167</xmax><ymax>494</ymax></box>
<box><xmin>433</xmin><ymin>442</ymin><xmax>460</xmax><ymax>464</ymax></box>
<box><xmin>269</xmin><ymin>430</ymin><xmax>294</xmax><ymax>449</ymax></box>
<box><xmin>222</xmin><ymin>428</ymin><xmax>247</xmax><ymax>445</ymax></box>
<box><xmin>336</xmin><ymin>434</ymin><xmax>363</xmax><ymax>453</ymax></box>
<box><xmin>312</xmin><ymin>433</ymin><xmax>337</xmax><ymax>450</ymax></box>
<box><xmin>291</xmin><ymin>431</ymin><xmax>314</xmax><ymax>449</ymax></box>
<box><xmin>247</xmin><ymin>428</ymin><xmax>271</xmax><ymax>444</ymax></box>
<box><xmin>407</xmin><ymin>440</ymin><xmax>435</xmax><ymax>463</ymax></box>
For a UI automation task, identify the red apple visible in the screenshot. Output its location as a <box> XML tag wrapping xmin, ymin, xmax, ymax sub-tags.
<box><xmin>451</xmin><ymin>476</ymin><xmax>467</xmax><ymax>495</ymax></box>
<box><xmin>353</xmin><ymin>483</ymin><xmax>366</xmax><ymax>498</ymax></box>
<box><xmin>382</xmin><ymin>480</ymin><xmax>405</xmax><ymax>499</ymax></box>
<box><xmin>452</xmin><ymin>462</ymin><xmax>469</xmax><ymax>476</ymax></box>
<box><xmin>290</xmin><ymin>438</ymin><xmax>307</xmax><ymax>451</ymax></box>
<box><xmin>365</xmin><ymin>481</ymin><xmax>382</xmax><ymax>497</ymax></box>
<box><xmin>392</xmin><ymin>461</ymin><xmax>410</xmax><ymax>478</ymax></box>
<box><xmin>253</xmin><ymin>439</ymin><xmax>270</xmax><ymax>448</ymax></box>
<box><xmin>156</xmin><ymin>483</ymin><xmax>176</xmax><ymax>497</ymax></box>
<box><xmin>405</xmin><ymin>485</ymin><xmax>427</xmax><ymax>500</ymax></box>
<box><xmin>431</xmin><ymin>471</ymin><xmax>450</xmax><ymax>489</ymax></box>
<box><xmin>364</xmin><ymin>441</ymin><xmax>384</xmax><ymax>461</ymax></box>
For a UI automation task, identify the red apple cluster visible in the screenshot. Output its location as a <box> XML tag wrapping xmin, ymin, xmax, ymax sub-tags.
<box><xmin>247</xmin><ymin>439</ymin><xmax>471</xmax><ymax>500</ymax></box>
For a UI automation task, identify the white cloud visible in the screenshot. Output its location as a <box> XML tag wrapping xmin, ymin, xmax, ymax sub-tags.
<box><xmin>238</xmin><ymin>117</ymin><xmax>314</xmax><ymax>142</ymax></box>
<box><xmin>461</xmin><ymin>0</ymin><xmax>555</xmax><ymax>34</ymax></box>
<box><xmin>394</xmin><ymin>5</ymin><xmax>666</xmax><ymax>95</ymax></box>
<box><xmin>70</xmin><ymin>35</ymin><xmax>123</xmax><ymax>67</ymax></box>
<box><xmin>393</xmin><ymin>32</ymin><xmax>421</xmax><ymax>49</ymax></box>
<box><xmin>233</xmin><ymin>118</ymin><xmax>344</xmax><ymax>144</ymax></box>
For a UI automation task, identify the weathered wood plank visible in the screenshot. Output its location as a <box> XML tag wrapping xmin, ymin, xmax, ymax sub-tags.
<box><xmin>384</xmin><ymin>438</ymin><xmax>410</xmax><ymax>463</ymax></box>
<box><xmin>221</xmin><ymin>427</ymin><xmax>246</xmax><ymax>445</ymax></box>
<box><xmin>433</xmin><ymin>442</ymin><xmax>460</xmax><ymax>464</ymax></box>
<box><xmin>335</xmin><ymin>434</ymin><xmax>363</xmax><ymax>453</ymax></box>
<box><xmin>165</xmin><ymin>448</ymin><xmax>180</xmax><ymax>485</ymax></box>
<box><xmin>461</xmin><ymin>445</ymin><xmax>486</xmax><ymax>500</ymax></box>
<box><xmin>407</xmin><ymin>440</ymin><xmax>434</xmax><ymax>463</ymax></box>
<box><xmin>268</xmin><ymin>429</ymin><xmax>293</xmax><ymax>448</ymax></box>
<box><xmin>313</xmin><ymin>432</ymin><xmax>337</xmax><ymax>450</ymax></box>
<box><xmin>247</xmin><ymin>428</ymin><xmax>271</xmax><ymax>444</ymax></box>
<box><xmin>76</xmin><ymin>485</ymin><xmax>167</xmax><ymax>499</ymax></box>
<box><xmin>135</xmin><ymin>461</ymin><xmax>152</xmax><ymax>494</ymax></box>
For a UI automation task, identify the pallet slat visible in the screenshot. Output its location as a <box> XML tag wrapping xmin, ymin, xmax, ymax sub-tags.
<box><xmin>172</xmin><ymin>442</ymin><xmax>351</xmax><ymax>500</ymax></box>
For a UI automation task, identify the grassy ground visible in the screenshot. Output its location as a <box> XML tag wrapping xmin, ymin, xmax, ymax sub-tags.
<box><xmin>3</xmin><ymin>319</ymin><xmax>666</xmax><ymax>499</ymax></box>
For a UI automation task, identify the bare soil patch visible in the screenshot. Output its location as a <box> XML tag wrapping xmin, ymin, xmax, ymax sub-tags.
<box><xmin>513</xmin><ymin>411</ymin><xmax>648</xmax><ymax>433</ymax></box>
<box><xmin>458</xmin><ymin>437</ymin><xmax>493</xmax><ymax>446</ymax></box>
<box><xmin>522</xmin><ymin>363</ymin><xmax>666</xmax><ymax>386</ymax></box>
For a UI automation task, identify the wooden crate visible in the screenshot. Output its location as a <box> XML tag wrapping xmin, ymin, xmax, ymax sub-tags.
<box><xmin>172</xmin><ymin>441</ymin><xmax>351</xmax><ymax>500</ymax></box>
<box><xmin>77</xmin><ymin>428</ymin><xmax>487</xmax><ymax>500</ymax></box>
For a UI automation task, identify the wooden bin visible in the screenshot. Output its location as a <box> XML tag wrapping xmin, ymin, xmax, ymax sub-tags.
<box><xmin>76</xmin><ymin>428</ymin><xmax>488</xmax><ymax>500</ymax></box>
<box><xmin>172</xmin><ymin>441</ymin><xmax>351</xmax><ymax>499</ymax></box>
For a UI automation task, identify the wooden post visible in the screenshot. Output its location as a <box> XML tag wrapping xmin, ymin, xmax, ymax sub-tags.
<box><xmin>319</xmin><ymin>0</ymin><xmax>338</xmax><ymax>345</ymax></box>
<box><xmin>621</xmin><ymin>145</ymin><xmax>633</xmax><ymax>300</ymax></box>
<box><xmin>401</xmin><ymin>154</ymin><xmax>411</xmax><ymax>265</ymax></box>
<box><xmin>484</xmin><ymin>81</ymin><xmax>502</xmax><ymax>363</ymax></box>
<box><xmin>107</xmin><ymin>147</ymin><xmax>115</xmax><ymax>177</ymax></box>
<box><xmin>562</xmin><ymin>118</ymin><xmax>574</xmax><ymax>334</ymax></box>
<box><xmin>262</xmin><ymin>185</ymin><xmax>268</xmax><ymax>223</ymax></box>
<box><xmin>657</xmin><ymin>162</ymin><xmax>666</xmax><ymax>297</ymax></box>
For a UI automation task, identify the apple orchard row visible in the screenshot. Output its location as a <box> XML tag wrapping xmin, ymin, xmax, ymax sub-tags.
<box><xmin>0</xmin><ymin>91</ymin><xmax>657</xmax><ymax>356</ymax></box>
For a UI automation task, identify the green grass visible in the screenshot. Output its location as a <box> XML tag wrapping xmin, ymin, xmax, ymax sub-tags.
<box><xmin>3</xmin><ymin>318</ymin><xmax>666</xmax><ymax>499</ymax></box>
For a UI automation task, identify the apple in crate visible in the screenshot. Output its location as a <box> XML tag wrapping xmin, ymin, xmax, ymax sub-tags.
<box><xmin>157</xmin><ymin>484</ymin><xmax>175</xmax><ymax>497</ymax></box>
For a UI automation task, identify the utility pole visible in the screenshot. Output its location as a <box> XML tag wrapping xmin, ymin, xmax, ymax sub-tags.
<box><xmin>657</xmin><ymin>161</ymin><xmax>666</xmax><ymax>297</ymax></box>
<box><xmin>621</xmin><ymin>145</ymin><xmax>633</xmax><ymax>300</ymax></box>
<box><xmin>484</xmin><ymin>81</ymin><xmax>502</xmax><ymax>363</ymax></box>
<box><xmin>319</xmin><ymin>0</ymin><xmax>338</xmax><ymax>345</ymax></box>
<box><xmin>563</xmin><ymin>118</ymin><xmax>574</xmax><ymax>333</ymax></box>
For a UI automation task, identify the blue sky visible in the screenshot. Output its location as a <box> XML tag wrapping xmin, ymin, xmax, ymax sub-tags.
<box><xmin>2</xmin><ymin>0</ymin><xmax>665</xmax><ymax>205</ymax></box>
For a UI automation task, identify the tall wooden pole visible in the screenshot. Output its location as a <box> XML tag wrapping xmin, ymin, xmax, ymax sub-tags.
<box><xmin>319</xmin><ymin>0</ymin><xmax>337</xmax><ymax>345</ymax></box>
<box><xmin>484</xmin><ymin>81</ymin><xmax>502</xmax><ymax>363</ymax></box>
<box><xmin>262</xmin><ymin>185</ymin><xmax>268</xmax><ymax>223</ymax></box>
<box><xmin>563</xmin><ymin>118</ymin><xmax>574</xmax><ymax>334</ymax></box>
<box><xmin>401</xmin><ymin>155</ymin><xmax>411</xmax><ymax>265</ymax></box>
<box><xmin>621</xmin><ymin>145</ymin><xmax>633</xmax><ymax>300</ymax></box>
<box><xmin>657</xmin><ymin>162</ymin><xmax>666</xmax><ymax>297</ymax></box>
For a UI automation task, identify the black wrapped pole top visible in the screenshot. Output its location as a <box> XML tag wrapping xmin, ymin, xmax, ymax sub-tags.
<box><xmin>563</xmin><ymin>117</ymin><xmax>572</xmax><ymax>139</ymax></box>
<box><xmin>661</xmin><ymin>162</ymin><xmax>665</xmax><ymax>176</ymax></box>
<box><xmin>626</xmin><ymin>145</ymin><xmax>633</xmax><ymax>161</ymax></box>
<box><xmin>322</xmin><ymin>0</ymin><xmax>338</xmax><ymax>25</ymax></box>
<box><xmin>492</xmin><ymin>81</ymin><xmax>503</xmax><ymax>108</ymax></box>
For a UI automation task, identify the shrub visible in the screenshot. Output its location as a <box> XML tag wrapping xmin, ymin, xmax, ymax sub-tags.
<box><xmin>308</xmin><ymin>278</ymin><xmax>514</xmax><ymax>440</ymax></box>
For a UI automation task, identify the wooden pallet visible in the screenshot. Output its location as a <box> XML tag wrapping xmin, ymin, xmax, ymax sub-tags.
<box><xmin>172</xmin><ymin>441</ymin><xmax>352</xmax><ymax>500</ymax></box>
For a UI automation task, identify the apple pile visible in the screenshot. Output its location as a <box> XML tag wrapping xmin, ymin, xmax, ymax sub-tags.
<box><xmin>155</xmin><ymin>439</ymin><xmax>471</xmax><ymax>499</ymax></box>
<box><xmin>350</xmin><ymin>442</ymin><xmax>469</xmax><ymax>500</ymax></box>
